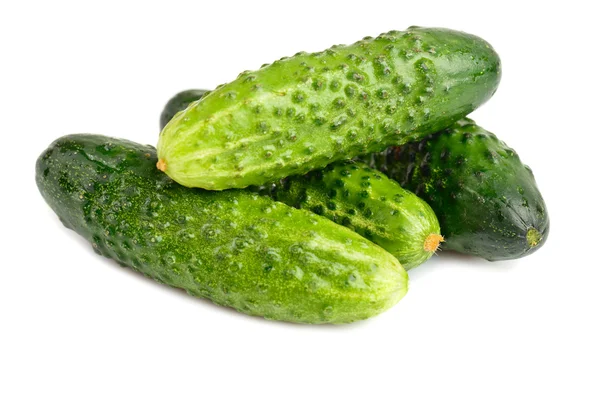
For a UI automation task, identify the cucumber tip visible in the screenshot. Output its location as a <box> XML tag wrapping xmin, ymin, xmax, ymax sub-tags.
<box><xmin>156</xmin><ymin>159</ymin><xmax>167</xmax><ymax>172</ymax></box>
<box><xmin>526</xmin><ymin>228</ymin><xmax>542</xmax><ymax>248</ymax></box>
<box><xmin>424</xmin><ymin>233</ymin><xmax>444</xmax><ymax>252</ymax></box>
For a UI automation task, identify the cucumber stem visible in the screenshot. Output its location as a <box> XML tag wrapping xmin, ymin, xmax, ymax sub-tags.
<box><xmin>526</xmin><ymin>228</ymin><xmax>542</xmax><ymax>248</ymax></box>
<box><xmin>424</xmin><ymin>233</ymin><xmax>444</xmax><ymax>252</ymax></box>
<box><xmin>156</xmin><ymin>159</ymin><xmax>167</xmax><ymax>172</ymax></box>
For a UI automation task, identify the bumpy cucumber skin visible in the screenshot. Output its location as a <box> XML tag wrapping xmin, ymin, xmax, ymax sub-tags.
<box><xmin>365</xmin><ymin>119</ymin><xmax>549</xmax><ymax>260</ymax></box>
<box><xmin>270</xmin><ymin>161</ymin><xmax>440</xmax><ymax>270</ymax></box>
<box><xmin>36</xmin><ymin>135</ymin><xmax>407</xmax><ymax>324</ymax></box>
<box><xmin>158</xmin><ymin>27</ymin><xmax>501</xmax><ymax>190</ymax></box>
<box><xmin>159</xmin><ymin>89</ymin><xmax>210</xmax><ymax>130</ymax></box>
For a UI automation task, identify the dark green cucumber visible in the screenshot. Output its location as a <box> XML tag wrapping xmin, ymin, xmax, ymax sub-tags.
<box><xmin>159</xmin><ymin>89</ymin><xmax>210</xmax><ymax>130</ymax></box>
<box><xmin>269</xmin><ymin>161</ymin><xmax>442</xmax><ymax>270</ymax></box>
<box><xmin>36</xmin><ymin>135</ymin><xmax>408</xmax><ymax>324</ymax></box>
<box><xmin>365</xmin><ymin>118</ymin><xmax>549</xmax><ymax>260</ymax></box>
<box><xmin>157</xmin><ymin>27</ymin><xmax>501</xmax><ymax>190</ymax></box>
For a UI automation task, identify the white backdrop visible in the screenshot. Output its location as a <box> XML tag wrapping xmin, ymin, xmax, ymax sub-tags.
<box><xmin>1</xmin><ymin>1</ymin><xmax>598</xmax><ymax>399</ymax></box>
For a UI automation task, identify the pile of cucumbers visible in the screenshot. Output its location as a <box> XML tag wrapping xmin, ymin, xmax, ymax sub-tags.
<box><xmin>36</xmin><ymin>27</ymin><xmax>548</xmax><ymax>324</ymax></box>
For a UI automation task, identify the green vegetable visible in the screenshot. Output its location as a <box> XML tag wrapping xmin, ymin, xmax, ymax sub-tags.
<box><xmin>157</xmin><ymin>26</ymin><xmax>501</xmax><ymax>190</ymax></box>
<box><xmin>160</xmin><ymin>89</ymin><xmax>210</xmax><ymax>130</ymax></box>
<box><xmin>269</xmin><ymin>161</ymin><xmax>442</xmax><ymax>270</ymax></box>
<box><xmin>36</xmin><ymin>134</ymin><xmax>408</xmax><ymax>324</ymax></box>
<box><xmin>364</xmin><ymin>118</ymin><xmax>549</xmax><ymax>260</ymax></box>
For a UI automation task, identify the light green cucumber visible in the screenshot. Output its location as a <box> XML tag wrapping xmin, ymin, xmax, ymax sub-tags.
<box><xmin>269</xmin><ymin>161</ymin><xmax>442</xmax><ymax>269</ymax></box>
<box><xmin>157</xmin><ymin>26</ymin><xmax>501</xmax><ymax>190</ymax></box>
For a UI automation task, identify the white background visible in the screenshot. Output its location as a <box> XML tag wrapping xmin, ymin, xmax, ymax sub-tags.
<box><xmin>1</xmin><ymin>1</ymin><xmax>599</xmax><ymax>399</ymax></box>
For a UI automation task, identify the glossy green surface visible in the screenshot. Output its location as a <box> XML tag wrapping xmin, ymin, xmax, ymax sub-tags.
<box><xmin>270</xmin><ymin>161</ymin><xmax>441</xmax><ymax>270</ymax></box>
<box><xmin>365</xmin><ymin>119</ymin><xmax>549</xmax><ymax>260</ymax></box>
<box><xmin>158</xmin><ymin>27</ymin><xmax>501</xmax><ymax>190</ymax></box>
<box><xmin>159</xmin><ymin>89</ymin><xmax>210</xmax><ymax>130</ymax></box>
<box><xmin>36</xmin><ymin>135</ymin><xmax>408</xmax><ymax>324</ymax></box>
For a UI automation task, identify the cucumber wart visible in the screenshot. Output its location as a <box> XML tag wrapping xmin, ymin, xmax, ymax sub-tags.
<box><xmin>36</xmin><ymin>135</ymin><xmax>408</xmax><ymax>324</ymax></box>
<box><xmin>157</xmin><ymin>26</ymin><xmax>501</xmax><ymax>190</ymax></box>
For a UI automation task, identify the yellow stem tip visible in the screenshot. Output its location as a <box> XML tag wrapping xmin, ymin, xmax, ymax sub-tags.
<box><xmin>424</xmin><ymin>233</ymin><xmax>444</xmax><ymax>252</ymax></box>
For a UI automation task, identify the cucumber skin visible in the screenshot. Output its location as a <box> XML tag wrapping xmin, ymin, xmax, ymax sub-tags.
<box><xmin>269</xmin><ymin>161</ymin><xmax>441</xmax><ymax>270</ymax></box>
<box><xmin>364</xmin><ymin>119</ymin><xmax>549</xmax><ymax>260</ymax></box>
<box><xmin>158</xmin><ymin>27</ymin><xmax>501</xmax><ymax>190</ymax></box>
<box><xmin>36</xmin><ymin>135</ymin><xmax>407</xmax><ymax>324</ymax></box>
<box><xmin>159</xmin><ymin>89</ymin><xmax>210</xmax><ymax>130</ymax></box>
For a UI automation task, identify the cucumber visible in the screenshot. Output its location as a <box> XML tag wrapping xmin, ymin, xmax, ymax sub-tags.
<box><xmin>159</xmin><ymin>89</ymin><xmax>210</xmax><ymax>130</ymax></box>
<box><xmin>157</xmin><ymin>26</ymin><xmax>501</xmax><ymax>190</ymax></box>
<box><xmin>36</xmin><ymin>134</ymin><xmax>408</xmax><ymax>324</ymax></box>
<box><xmin>364</xmin><ymin>118</ymin><xmax>549</xmax><ymax>260</ymax></box>
<box><xmin>269</xmin><ymin>161</ymin><xmax>442</xmax><ymax>270</ymax></box>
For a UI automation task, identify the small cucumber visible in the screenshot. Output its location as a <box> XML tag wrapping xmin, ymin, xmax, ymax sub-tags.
<box><xmin>364</xmin><ymin>118</ymin><xmax>549</xmax><ymax>260</ymax></box>
<box><xmin>157</xmin><ymin>27</ymin><xmax>501</xmax><ymax>190</ymax></box>
<box><xmin>36</xmin><ymin>135</ymin><xmax>407</xmax><ymax>324</ymax></box>
<box><xmin>269</xmin><ymin>161</ymin><xmax>442</xmax><ymax>270</ymax></box>
<box><xmin>160</xmin><ymin>89</ymin><xmax>210</xmax><ymax>130</ymax></box>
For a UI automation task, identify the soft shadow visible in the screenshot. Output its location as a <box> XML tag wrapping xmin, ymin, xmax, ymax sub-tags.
<box><xmin>408</xmin><ymin>249</ymin><xmax>520</xmax><ymax>282</ymax></box>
